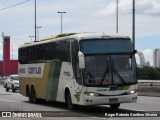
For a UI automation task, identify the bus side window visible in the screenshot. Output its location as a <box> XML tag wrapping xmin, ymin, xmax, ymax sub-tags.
<box><xmin>71</xmin><ymin>39</ymin><xmax>82</xmax><ymax>85</ymax></box>
<box><xmin>18</xmin><ymin>47</ymin><xmax>30</xmax><ymax>64</ymax></box>
<box><xmin>59</xmin><ymin>40</ymin><xmax>71</xmax><ymax>62</ymax></box>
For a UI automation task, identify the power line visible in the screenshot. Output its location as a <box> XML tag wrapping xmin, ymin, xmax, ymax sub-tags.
<box><xmin>0</xmin><ymin>0</ymin><xmax>30</xmax><ymax>11</ymax></box>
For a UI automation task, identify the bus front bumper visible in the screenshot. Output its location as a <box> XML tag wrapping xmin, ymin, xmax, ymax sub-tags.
<box><xmin>83</xmin><ymin>93</ymin><xmax>137</xmax><ymax>106</ymax></box>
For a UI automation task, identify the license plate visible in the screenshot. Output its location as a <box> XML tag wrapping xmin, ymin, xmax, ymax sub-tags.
<box><xmin>109</xmin><ymin>98</ymin><xmax>118</xmax><ymax>102</ymax></box>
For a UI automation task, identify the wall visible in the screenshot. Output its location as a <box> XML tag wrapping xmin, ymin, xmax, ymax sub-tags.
<box><xmin>0</xmin><ymin>36</ymin><xmax>18</xmax><ymax>76</ymax></box>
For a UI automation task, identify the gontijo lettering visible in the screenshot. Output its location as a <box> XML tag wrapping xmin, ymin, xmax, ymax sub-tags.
<box><xmin>19</xmin><ymin>68</ymin><xmax>25</xmax><ymax>74</ymax></box>
<box><xmin>28</xmin><ymin>67</ymin><xmax>41</xmax><ymax>74</ymax></box>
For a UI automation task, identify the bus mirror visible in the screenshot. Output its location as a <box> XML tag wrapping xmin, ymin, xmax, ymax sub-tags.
<box><xmin>78</xmin><ymin>51</ymin><xmax>85</xmax><ymax>69</ymax></box>
<box><xmin>133</xmin><ymin>50</ymin><xmax>137</xmax><ymax>54</ymax></box>
<box><xmin>130</xmin><ymin>50</ymin><xmax>137</xmax><ymax>58</ymax></box>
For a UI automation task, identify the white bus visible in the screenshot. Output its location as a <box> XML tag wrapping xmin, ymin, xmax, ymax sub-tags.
<box><xmin>18</xmin><ymin>32</ymin><xmax>137</xmax><ymax>109</ymax></box>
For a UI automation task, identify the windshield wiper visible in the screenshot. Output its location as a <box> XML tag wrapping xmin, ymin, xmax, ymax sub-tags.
<box><xmin>99</xmin><ymin>56</ymin><xmax>127</xmax><ymax>85</ymax></box>
<box><xmin>100</xmin><ymin>67</ymin><xmax>109</xmax><ymax>85</ymax></box>
<box><xmin>111</xmin><ymin>61</ymin><xmax>126</xmax><ymax>85</ymax></box>
<box><xmin>100</xmin><ymin>58</ymin><xmax>110</xmax><ymax>85</ymax></box>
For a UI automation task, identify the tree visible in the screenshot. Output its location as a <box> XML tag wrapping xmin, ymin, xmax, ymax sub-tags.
<box><xmin>137</xmin><ymin>66</ymin><xmax>160</xmax><ymax>80</ymax></box>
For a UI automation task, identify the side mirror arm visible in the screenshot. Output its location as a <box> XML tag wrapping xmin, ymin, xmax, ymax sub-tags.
<box><xmin>130</xmin><ymin>50</ymin><xmax>137</xmax><ymax>58</ymax></box>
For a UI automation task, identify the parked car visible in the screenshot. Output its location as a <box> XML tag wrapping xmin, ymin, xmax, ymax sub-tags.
<box><xmin>5</xmin><ymin>75</ymin><xmax>19</xmax><ymax>92</ymax></box>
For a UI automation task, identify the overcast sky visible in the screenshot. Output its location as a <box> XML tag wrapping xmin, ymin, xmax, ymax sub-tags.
<box><xmin>0</xmin><ymin>0</ymin><xmax>160</xmax><ymax>65</ymax></box>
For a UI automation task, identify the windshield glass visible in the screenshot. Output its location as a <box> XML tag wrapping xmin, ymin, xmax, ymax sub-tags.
<box><xmin>81</xmin><ymin>39</ymin><xmax>136</xmax><ymax>86</ymax></box>
<box><xmin>82</xmin><ymin>39</ymin><xmax>132</xmax><ymax>54</ymax></box>
<box><xmin>11</xmin><ymin>76</ymin><xmax>19</xmax><ymax>81</ymax></box>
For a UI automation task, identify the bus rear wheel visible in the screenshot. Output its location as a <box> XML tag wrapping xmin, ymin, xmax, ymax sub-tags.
<box><xmin>28</xmin><ymin>89</ymin><xmax>32</xmax><ymax>103</ymax></box>
<box><xmin>66</xmin><ymin>91</ymin><xmax>75</xmax><ymax>110</ymax></box>
<box><xmin>28</xmin><ymin>87</ymin><xmax>38</xmax><ymax>103</ymax></box>
<box><xmin>110</xmin><ymin>103</ymin><xmax>120</xmax><ymax>109</ymax></box>
<box><xmin>31</xmin><ymin>88</ymin><xmax>38</xmax><ymax>103</ymax></box>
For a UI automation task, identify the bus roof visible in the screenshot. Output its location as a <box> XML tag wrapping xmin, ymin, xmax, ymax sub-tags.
<box><xmin>19</xmin><ymin>32</ymin><xmax>130</xmax><ymax>48</ymax></box>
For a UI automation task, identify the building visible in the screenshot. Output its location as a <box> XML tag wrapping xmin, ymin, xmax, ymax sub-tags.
<box><xmin>145</xmin><ymin>61</ymin><xmax>150</xmax><ymax>67</ymax></box>
<box><xmin>136</xmin><ymin>50</ymin><xmax>145</xmax><ymax>67</ymax></box>
<box><xmin>0</xmin><ymin>36</ymin><xmax>18</xmax><ymax>76</ymax></box>
<box><xmin>153</xmin><ymin>49</ymin><xmax>160</xmax><ymax>68</ymax></box>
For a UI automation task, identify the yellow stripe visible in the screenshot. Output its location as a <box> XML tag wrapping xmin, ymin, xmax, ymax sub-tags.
<box><xmin>19</xmin><ymin>63</ymin><xmax>50</xmax><ymax>99</ymax></box>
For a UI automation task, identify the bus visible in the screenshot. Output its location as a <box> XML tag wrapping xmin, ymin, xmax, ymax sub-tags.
<box><xmin>18</xmin><ymin>32</ymin><xmax>137</xmax><ymax>109</ymax></box>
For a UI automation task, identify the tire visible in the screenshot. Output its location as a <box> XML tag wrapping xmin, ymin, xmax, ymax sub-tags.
<box><xmin>110</xmin><ymin>103</ymin><xmax>120</xmax><ymax>109</ymax></box>
<box><xmin>28</xmin><ymin>89</ymin><xmax>33</xmax><ymax>103</ymax></box>
<box><xmin>6</xmin><ymin>85</ymin><xmax>9</xmax><ymax>92</ymax></box>
<box><xmin>12</xmin><ymin>85</ymin><xmax>15</xmax><ymax>92</ymax></box>
<box><xmin>31</xmin><ymin>88</ymin><xmax>38</xmax><ymax>103</ymax></box>
<box><xmin>4</xmin><ymin>84</ymin><xmax>6</xmax><ymax>88</ymax></box>
<box><xmin>66</xmin><ymin>91</ymin><xmax>74</xmax><ymax>110</ymax></box>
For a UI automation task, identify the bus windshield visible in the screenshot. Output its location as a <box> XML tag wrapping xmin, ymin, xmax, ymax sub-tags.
<box><xmin>80</xmin><ymin>39</ymin><xmax>137</xmax><ymax>86</ymax></box>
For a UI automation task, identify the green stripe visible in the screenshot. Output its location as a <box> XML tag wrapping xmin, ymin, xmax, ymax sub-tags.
<box><xmin>46</xmin><ymin>61</ymin><xmax>62</xmax><ymax>101</ymax></box>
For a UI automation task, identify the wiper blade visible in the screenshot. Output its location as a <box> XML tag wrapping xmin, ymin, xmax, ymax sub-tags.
<box><xmin>100</xmin><ymin>68</ymin><xmax>109</xmax><ymax>84</ymax></box>
<box><xmin>111</xmin><ymin>61</ymin><xmax>126</xmax><ymax>85</ymax></box>
<box><xmin>114</xmin><ymin>70</ymin><xmax>126</xmax><ymax>85</ymax></box>
<box><xmin>99</xmin><ymin>56</ymin><xmax>127</xmax><ymax>85</ymax></box>
<box><xmin>100</xmin><ymin>58</ymin><xmax>110</xmax><ymax>85</ymax></box>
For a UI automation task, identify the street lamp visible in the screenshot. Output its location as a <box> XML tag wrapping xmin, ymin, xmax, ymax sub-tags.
<box><xmin>36</xmin><ymin>26</ymin><xmax>41</xmax><ymax>41</ymax></box>
<box><xmin>57</xmin><ymin>11</ymin><xmax>66</xmax><ymax>33</ymax></box>
<box><xmin>29</xmin><ymin>36</ymin><xmax>35</xmax><ymax>42</ymax></box>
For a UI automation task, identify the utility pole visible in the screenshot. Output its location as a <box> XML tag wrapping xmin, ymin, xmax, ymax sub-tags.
<box><xmin>1</xmin><ymin>32</ymin><xmax>4</xmax><ymax>76</ymax></box>
<box><xmin>36</xmin><ymin>26</ymin><xmax>41</xmax><ymax>41</ymax></box>
<box><xmin>116</xmin><ymin>0</ymin><xmax>118</xmax><ymax>33</ymax></box>
<box><xmin>35</xmin><ymin>0</ymin><xmax>37</xmax><ymax>42</ymax></box>
<box><xmin>132</xmin><ymin>0</ymin><xmax>135</xmax><ymax>50</ymax></box>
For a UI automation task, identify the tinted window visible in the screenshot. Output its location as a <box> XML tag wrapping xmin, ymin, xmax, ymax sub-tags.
<box><xmin>81</xmin><ymin>38</ymin><xmax>132</xmax><ymax>54</ymax></box>
<box><xmin>71</xmin><ymin>39</ymin><xmax>81</xmax><ymax>84</ymax></box>
<box><xmin>18</xmin><ymin>47</ymin><xmax>30</xmax><ymax>64</ymax></box>
<box><xmin>19</xmin><ymin>39</ymin><xmax>71</xmax><ymax>64</ymax></box>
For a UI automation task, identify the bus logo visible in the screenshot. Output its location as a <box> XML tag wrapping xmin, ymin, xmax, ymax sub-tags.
<box><xmin>28</xmin><ymin>67</ymin><xmax>41</xmax><ymax>74</ymax></box>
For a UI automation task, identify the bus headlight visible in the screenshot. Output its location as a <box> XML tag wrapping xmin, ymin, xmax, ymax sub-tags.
<box><xmin>84</xmin><ymin>92</ymin><xmax>99</xmax><ymax>96</ymax></box>
<box><xmin>127</xmin><ymin>90</ymin><xmax>137</xmax><ymax>94</ymax></box>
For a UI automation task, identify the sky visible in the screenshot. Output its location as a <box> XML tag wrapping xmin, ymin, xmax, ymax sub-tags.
<box><xmin>0</xmin><ymin>0</ymin><xmax>160</xmax><ymax>66</ymax></box>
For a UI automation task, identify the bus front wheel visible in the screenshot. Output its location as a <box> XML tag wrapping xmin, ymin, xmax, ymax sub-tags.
<box><xmin>66</xmin><ymin>91</ymin><xmax>74</xmax><ymax>110</ymax></box>
<box><xmin>110</xmin><ymin>103</ymin><xmax>120</xmax><ymax>109</ymax></box>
